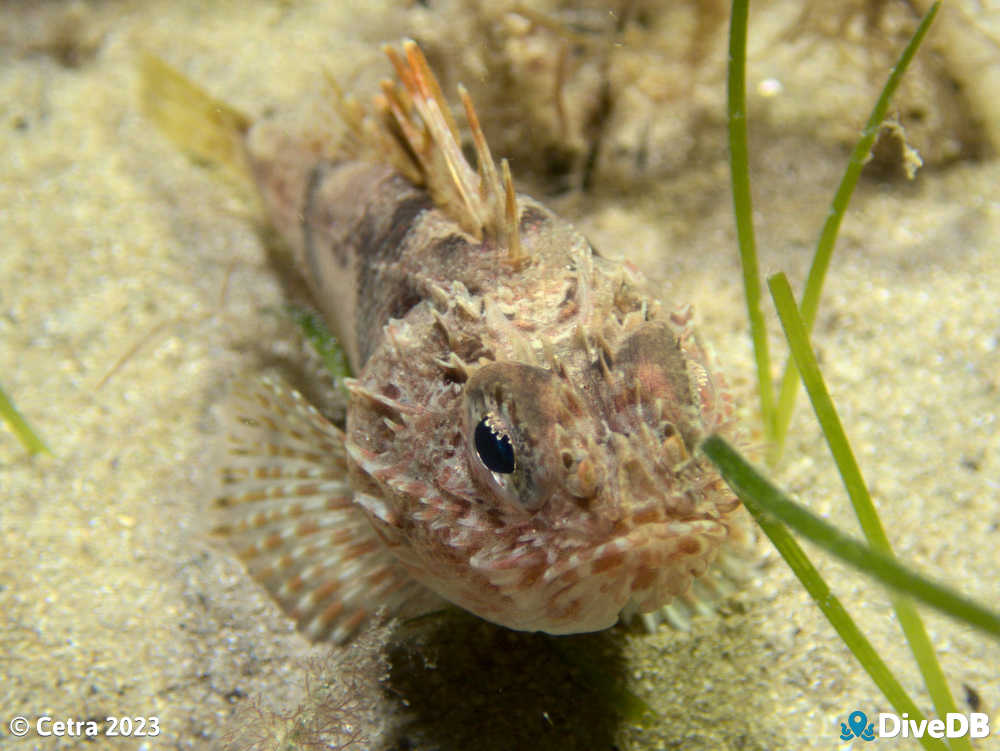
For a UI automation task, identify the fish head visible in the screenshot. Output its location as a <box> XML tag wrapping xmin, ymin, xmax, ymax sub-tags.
<box><xmin>456</xmin><ymin>318</ymin><xmax>739</xmax><ymax>633</ymax></box>
<box><xmin>349</xmin><ymin>290</ymin><xmax>741</xmax><ymax>634</ymax></box>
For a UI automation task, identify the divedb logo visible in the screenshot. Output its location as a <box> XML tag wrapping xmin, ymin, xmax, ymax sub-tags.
<box><xmin>839</xmin><ymin>710</ymin><xmax>992</xmax><ymax>741</ymax></box>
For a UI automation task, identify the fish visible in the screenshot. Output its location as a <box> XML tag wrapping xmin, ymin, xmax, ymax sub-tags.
<box><xmin>141</xmin><ymin>41</ymin><xmax>744</xmax><ymax>643</ymax></box>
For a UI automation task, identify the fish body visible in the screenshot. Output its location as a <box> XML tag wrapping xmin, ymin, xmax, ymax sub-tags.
<box><xmin>151</xmin><ymin>43</ymin><xmax>742</xmax><ymax>641</ymax></box>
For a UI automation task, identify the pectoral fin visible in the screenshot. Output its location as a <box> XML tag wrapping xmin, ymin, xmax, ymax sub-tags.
<box><xmin>214</xmin><ymin>376</ymin><xmax>441</xmax><ymax>642</ymax></box>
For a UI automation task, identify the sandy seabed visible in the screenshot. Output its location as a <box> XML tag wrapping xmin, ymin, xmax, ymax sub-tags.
<box><xmin>2</xmin><ymin>2</ymin><xmax>998</xmax><ymax>749</ymax></box>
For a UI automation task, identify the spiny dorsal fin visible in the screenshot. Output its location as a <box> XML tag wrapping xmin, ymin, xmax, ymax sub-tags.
<box><xmin>325</xmin><ymin>70</ymin><xmax>425</xmax><ymax>188</ymax></box>
<box><xmin>215</xmin><ymin>376</ymin><xmax>442</xmax><ymax>642</ymax></box>
<box><xmin>372</xmin><ymin>41</ymin><xmax>524</xmax><ymax>263</ymax></box>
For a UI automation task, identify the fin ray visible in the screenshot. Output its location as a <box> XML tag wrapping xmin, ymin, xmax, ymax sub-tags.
<box><xmin>369</xmin><ymin>41</ymin><xmax>522</xmax><ymax>258</ymax></box>
<box><xmin>215</xmin><ymin>377</ymin><xmax>441</xmax><ymax>642</ymax></box>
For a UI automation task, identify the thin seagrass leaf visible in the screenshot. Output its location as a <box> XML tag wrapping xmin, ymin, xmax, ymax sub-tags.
<box><xmin>702</xmin><ymin>435</ymin><xmax>1000</xmax><ymax>641</ymax></box>
<box><xmin>769</xmin><ymin>2</ymin><xmax>941</xmax><ymax>462</ymax></box>
<box><xmin>0</xmin><ymin>382</ymin><xmax>49</xmax><ymax>455</ymax></box>
<box><xmin>768</xmin><ymin>271</ymin><xmax>971</xmax><ymax>751</ymax></box>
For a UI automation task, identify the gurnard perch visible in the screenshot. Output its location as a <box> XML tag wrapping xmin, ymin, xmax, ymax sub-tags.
<box><xmin>143</xmin><ymin>42</ymin><xmax>743</xmax><ymax>643</ymax></box>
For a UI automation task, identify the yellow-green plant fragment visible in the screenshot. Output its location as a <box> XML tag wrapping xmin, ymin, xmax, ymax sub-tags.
<box><xmin>0</xmin><ymin>382</ymin><xmax>50</xmax><ymax>455</ymax></box>
<box><xmin>285</xmin><ymin>305</ymin><xmax>352</xmax><ymax>392</ymax></box>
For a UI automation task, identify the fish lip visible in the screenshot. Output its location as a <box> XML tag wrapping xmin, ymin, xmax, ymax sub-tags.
<box><xmin>473</xmin><ymin>515</ymin><xmax>728</xmax><ymax>574</ymax></box>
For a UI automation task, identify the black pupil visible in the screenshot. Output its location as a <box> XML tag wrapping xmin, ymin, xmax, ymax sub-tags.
<box><xmin>474</xmin><ymin>418</ymin><xmax>515</xmax><ymax>474</ymax></box>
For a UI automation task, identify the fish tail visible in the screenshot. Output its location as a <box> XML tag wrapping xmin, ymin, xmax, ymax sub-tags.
<box><xmin>139</xmin><ymin>52</ymin><xmax>252</xmax><ymax>183</ymax></box>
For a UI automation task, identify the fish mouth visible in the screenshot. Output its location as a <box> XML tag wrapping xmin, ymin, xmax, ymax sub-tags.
<box><xmin>464</xmin><ymin>515</ymin><xmax>733</xmax><ymax>634</ymax></box>
<box><xmin>547</xmin><ymin>517</ymin><xmax>732</xmax><ymax>624</ymax></box>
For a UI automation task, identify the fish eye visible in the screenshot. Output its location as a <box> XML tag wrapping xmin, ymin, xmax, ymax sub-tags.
<box><xmin>474</xmin><ymin>417</ymin><xmax>515</xmax><ymax>474</ymax></box>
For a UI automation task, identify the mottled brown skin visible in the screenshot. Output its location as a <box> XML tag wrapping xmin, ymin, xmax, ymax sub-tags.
<box><xmin>209</xmin><ymin>42</ymin><xmax>742</xmax><ymax>638</ymax></box>
<box><xmin>240</xmin><ymin>99</ymin><xmax>740</xmax><ymax>634</ymax></box>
